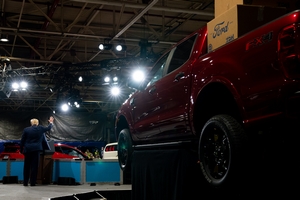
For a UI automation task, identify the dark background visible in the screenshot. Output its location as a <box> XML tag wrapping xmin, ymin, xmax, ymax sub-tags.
<box><xmin>0</xmin><ymin>110</ymin><xmax>116</xmax><ymax>152</ymax></box>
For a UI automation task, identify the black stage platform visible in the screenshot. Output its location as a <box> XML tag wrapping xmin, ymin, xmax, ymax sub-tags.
<box><xmin>2</xmin><ymin>138</ymin><xmax>296</xmax><ymax>200</ymax></box>
<box><xmin>131</xmin><ymin>145</ymin><xmax>297</xmax><ymax>200</ymax></box>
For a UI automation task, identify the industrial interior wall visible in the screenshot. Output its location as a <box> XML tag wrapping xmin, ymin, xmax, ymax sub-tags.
<box><xmin>0</xmin><ymin>110</ymin><xmax>109</xmax><ymax>141</ymax></box>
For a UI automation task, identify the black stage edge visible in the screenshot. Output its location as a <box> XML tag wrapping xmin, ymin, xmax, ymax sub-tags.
<box><xmin>131</xmin><ymin>148</ymin><xmax>203</xmax><ymax>200</ymax></box>
<box><xmin>131</xmin><ymin>146</ymin><xmax>297</xmax><ymax>200</ymax></box>
<box><xmin>50</xmin><ymin>190</ymin><xmax>131</xmax><ymax>200</ymax></box>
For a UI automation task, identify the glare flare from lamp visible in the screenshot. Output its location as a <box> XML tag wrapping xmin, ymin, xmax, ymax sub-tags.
<box><xmin>20</xmin><ymin>81</ymin><xmax>28</xmax><ymax>90</ymax></box>
<box><xmin>61</xmin><ymin>103</ymin><xmax>69</xmax><ymax>111</ymax></box>
<box><xmin>111</xmin><ymin>86</ymin><xmax>121</xmax><ymax>96</ymax></box>
<box><xmin>12</xmin><ymin>82</ymin><xmax>19</xmax><ymax>91</ymax></box>
<box><xmin>132</xmin><ymin>69</ymin><xmax>146</xmax><ymax>82</ymax></box>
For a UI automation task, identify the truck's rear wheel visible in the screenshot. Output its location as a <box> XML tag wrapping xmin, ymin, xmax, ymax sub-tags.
<box><xmin>198</xmin><ymin>114</ymin><xmax>248</xmax><ymax>188</ymax></box>
<box><xmin>117</xmin><ymin>128</ymin><xmax>133</xmax><ymax>171</ymax></box>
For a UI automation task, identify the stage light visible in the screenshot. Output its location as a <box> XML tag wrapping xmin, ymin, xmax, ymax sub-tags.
<box><xmin>99</xmin><ymin>43</ymin><xmax>112</xmax><ymax>50</ymax></box>
<box><xmin>0</xmin><ymin>37</ymin><xmax>8</xmax><ymax>42</ymax></box>
<box><xmin>12</xmin><ymin>82</ymin><xmax>19</xmax><ymax>91</ymax></box>
<box><xmin>115</xmin><ymin>44</ymin><xmax>127</xmax><ymax>51</ymax></box>
<box><xmin>67</xmin><ymin>96</ymin><xmax>82</xmax><ymax>108</ymax></box>
<box><xmin>61</xmin><ymin>103</ymin><xmax>69</xmax><ymax>111</ymax></box>
<box><xmin>11</xmin><ymin>80</ymin><xmax>28</xmax><ymax>91</ymax></box>
<box><xmin>0</xmin><ymin>34</ymin><xmax>9</xmax><ymax>42</ymax></box>
<box><xmin>110</xmin><ymin>86</ymin><xmax>120</xmax><ymax>96</ymax></box>
<box><xmin>20</xmin><ymin>81</ymin><xmax>28</xmax><ymax>90</ymax></box>
<box><xmin>132</xmin><ymin>69</ymin><xmax>146</xmax><ymax>83</ymax></box>
<box><xmin>74</xmin><ymin>101</ymin><xmax>80</xmax><ymax>108</ymax></box>
<box><xmin>104</xmin><ymin>76</ymin><xmax>110</xmax><ymax>83</ymax></box>
<box><xmin>113</xmin><ymin>76</ymin><xmax>118</xmax><ymax>82</ymax></box>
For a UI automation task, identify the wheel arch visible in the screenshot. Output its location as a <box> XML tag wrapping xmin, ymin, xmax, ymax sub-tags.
<box><xmin>115</xmin><ymin>114</ymin><xmax>130</xmax><ymax>141</ymax></box>
<box><xmin>193</xmin><ymin>82</ymin><xmax>242</xmax><ymax>137</ymax></box>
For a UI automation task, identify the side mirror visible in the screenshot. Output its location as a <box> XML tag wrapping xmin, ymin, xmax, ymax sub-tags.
<box><xmin>126</xmin><ymin>79</ymin><xmax>145</xmax><ymax>91</ymax></box>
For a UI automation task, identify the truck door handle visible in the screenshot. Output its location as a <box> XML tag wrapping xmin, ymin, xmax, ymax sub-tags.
<box><xmin>149</xmin><ymin>86</ymin><xmax>156</xmax><ymax>94</ymax></box>
<box><xmin>175</xmin><ymin>72</ymin><xmax>184</xmax><ymax>81</ymax></box>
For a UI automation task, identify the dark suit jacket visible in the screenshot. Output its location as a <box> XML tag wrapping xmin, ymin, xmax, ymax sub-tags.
<box><xmin>20</xmin><ymin>123</ymin><xmax>53</xmax><ymax>153</ymax></box>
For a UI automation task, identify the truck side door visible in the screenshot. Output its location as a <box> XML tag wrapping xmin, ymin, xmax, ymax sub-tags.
<box><xmin>155</xmin><ymin>34</ymin><xmax>197</xmax><ymax>139</ymax></box>
<box><xmin>130</xmin><ymin>52</ymin><xmax>171</xmax><ymax>140</ymax></box>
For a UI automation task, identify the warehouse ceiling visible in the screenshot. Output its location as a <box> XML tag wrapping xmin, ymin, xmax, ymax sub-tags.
<box><xmin>0</xmin><ymin>0</ymin><xmax>214</xmax><ymax>113</ymax></box>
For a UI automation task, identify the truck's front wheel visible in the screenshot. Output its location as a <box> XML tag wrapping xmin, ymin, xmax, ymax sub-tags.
<box><xmin>198</xmin><ymin>114</ymin><xmax>248</xmax><ymax>188</ymax></box>
<box><xmin>117</xmin><ymin>128</ymin><xmax>133</xmax><ymax>171</ymax></box>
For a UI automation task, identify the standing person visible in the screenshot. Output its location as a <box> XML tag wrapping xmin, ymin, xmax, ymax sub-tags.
<box><xmin>100</xmin><ymin>147</ymin><xmax>104</xmax><ymax>159</ymax></box>
<box><xmin>20</xmin><ymin>116</ymin><xmax>54</xmax><ymax>186</ymax></box>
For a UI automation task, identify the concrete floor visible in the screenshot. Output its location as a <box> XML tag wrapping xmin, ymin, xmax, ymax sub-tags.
<box><xmin>0</xmin><ymin>183</ymin><xmax>132</xmax><ymax>200</ymax></box>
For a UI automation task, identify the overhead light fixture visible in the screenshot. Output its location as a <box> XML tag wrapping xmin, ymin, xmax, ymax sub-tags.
<box><xmin>12</xmin><ymin>82</ymin><xmax>19</xmax><ymax>91</ymax></box>
<box><xmin>0</xmin><ymin>35</ymin><xmax>9</xmax><ymax>42</ymax></box>
<box><xmin>110</xmin><ymin>86</ymin><xmax>121</xmax><ymax>96</ymax></box>
<box><xmin>104</xmin><ymin>76</ymin><xmax>110</xmax><ymax>83</ymax></box>
<box><xmin>113</xmin><ymin>76</ymin><xmax>118</xmax><ymax>82</ymax></box>
<box><xmin>0</xmin><ymin>33</ymin><xmax>9</xmax><ymax>42</ymax></box>
<box><xmin>99</xmin><ymin>38</ymin><xmax>112</xmax><ymax>50</ymax></box>
<box><xmin>115</xmin><ymin>44</ymin><xmax>127</xmax><ymax>51</ymax></box>
<box><xmin>99</xmin><ymin>43</ymin><xmax>112</xmax><ymax>50</ymax></box>
<box><xmin>61</xmin><ymin>103</ymin><xmax>69</xmax><ymax>112</ymax></box>
<box><xmin>132</xmin><ymin>69</ymin><xmax>146</xmax><ymax>83</ymax></box>
<box><xmin>20</xmin><ymin>81</ymin><xmax>28</xmax><ymax>90</ymax></box>
<box><xmin>0</xmin><ymin>13</ymin><xmax>9</xmax><ymax>42</ymax></box>
<box><xmin>66</xmin><ymin>88</ymin><xmax>82</xmax><ymax>108</ymax></box>
<box><xmin>11</xmin><ymin>80</ymin><xmax>28</xmax><ymax>91</ymax></box>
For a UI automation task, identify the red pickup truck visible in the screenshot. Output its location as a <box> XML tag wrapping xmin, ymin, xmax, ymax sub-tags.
<box><xmin>115</xmin><ymin>9</ymin><xmax>300</xmax><ymax>188</ymax></box>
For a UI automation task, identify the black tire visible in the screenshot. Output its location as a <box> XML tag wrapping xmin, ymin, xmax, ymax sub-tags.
<box><xmin>198</xmin><ymin>114</ymin><xmax>248</xmax><ymax>188</ymax></box>
<box><xmin>117</xmin><ymin>128</ymin><xmax>133</xmax><ymax>171</ymax></box>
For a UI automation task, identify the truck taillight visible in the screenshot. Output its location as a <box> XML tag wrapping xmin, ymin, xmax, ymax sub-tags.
<box><xmin>278</xmin><ymin>23</ymin><xmax>300</xmax><ymax>79</ymax></box>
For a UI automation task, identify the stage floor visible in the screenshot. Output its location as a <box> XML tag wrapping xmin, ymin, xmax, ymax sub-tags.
<box><xmin>0</xmin><ymin>183</ymin><xmax>132</xmax><ymax>200</ymax></box>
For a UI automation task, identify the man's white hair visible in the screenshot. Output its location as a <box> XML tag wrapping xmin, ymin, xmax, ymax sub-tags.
<box><xmin>30</xmin><ymin>118</ymin><xmax>39</xmax><ymax>126</ymax></box>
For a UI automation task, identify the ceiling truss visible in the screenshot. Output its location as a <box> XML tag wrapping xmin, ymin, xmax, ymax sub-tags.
<box><xmin>0</xmin><ymin>0</ymin><xmax>214</xmax><ymax>113</ymax></box>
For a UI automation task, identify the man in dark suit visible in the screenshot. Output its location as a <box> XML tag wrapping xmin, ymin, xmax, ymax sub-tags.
<box><xmin>20</xmin><ymin>116</ymin><xmax>54</xmax><ymax>186</ymax></box>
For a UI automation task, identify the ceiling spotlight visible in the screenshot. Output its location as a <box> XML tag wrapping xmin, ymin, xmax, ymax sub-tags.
<box><xmin>11</xmin><ymin>80</ymin><xmax>28</xmax><ymax>91</ymax></box>
<box><xmin>0</xmin><ymin>34</ymin><xmax>9</xmax><ymax>42</ymax></box>
<box><xmin>74</xmin><ymin>101</ymin><xmax>80</xmax><ymax>108</ymax></box>
<box><xmin>115</xmin><ymin>44</ymin><xmax>127</xmax><ymax>51</ymax></box>
<box><xmin>78</xmin><ymin>76</ymin><xmax>83</xmax><ymax>82</ymax></box>
<box><xmin>99</xmin><ymin>43</ymin><xmax>112</xmax><ymax>50</ymax></box>
<box><xmin>12</xmin><ymin>82</ymin><xmax>19</xmax><ymax>91</ymax></box>
<box><xmin>0</xmin><ymin>37</ymin><xmax>8</xmax><ymax>42</ymax></box>
<box><xmin>110</xmin><ymin>86</ymin><xmax>121</xmax><ymax>96</ymax></box>
<box><xmin>104</xmin><ymin>76</ymin><xmax>110</xmax><ymax>83</ymax></box>
<box><xmin>61</xmin><ymin>103</ymin><xmax>69</xmax><ymax>112</ymax></box>
<box><xmin>20</xmin><ymin>81</ymin><xmax>28</xmax><ymax>90</ymax></box>
<box><xmin>113</xmin><ymin>76</ymin><xmax>118</xmax><ymax>82</ymax></box>
<box><xmin>132</xmin><ymin>69</ymin><xmax>146</xmax><ymax>82</ymax></box>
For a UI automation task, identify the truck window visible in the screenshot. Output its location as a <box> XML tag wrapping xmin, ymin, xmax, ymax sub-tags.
<box><xmin>167</xmin><ymin>34</ymin><xmax>197</xmax><ymax>74</ymax></box>
<box><xmin>146</xmin><ymin>52</ymin><xmax>170</xmax><ymax>87</ymax></box>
